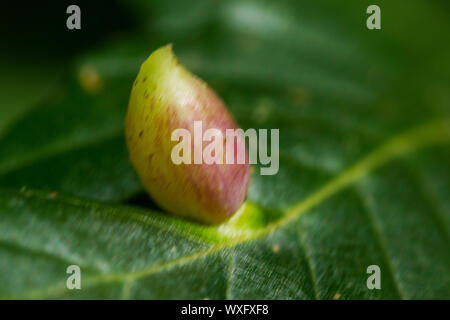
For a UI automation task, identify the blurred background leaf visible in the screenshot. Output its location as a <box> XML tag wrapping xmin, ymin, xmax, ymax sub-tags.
<box><xmin>0</xmin><ymin>0</ymin><xmax>449</xmax><ymax>299</ymax></box>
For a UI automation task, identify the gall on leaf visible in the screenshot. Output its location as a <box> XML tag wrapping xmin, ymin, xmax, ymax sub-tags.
<box><xmin>125</xmin><ymin>45</ymin><xmax>250</xmax><ymax>224</ymax></box>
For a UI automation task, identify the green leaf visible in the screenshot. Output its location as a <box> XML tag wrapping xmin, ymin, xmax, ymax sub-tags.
<box><xmin>0</xmin><ymin>0</ymin><xmax>449</xmax><ymax>299</ymax></box>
